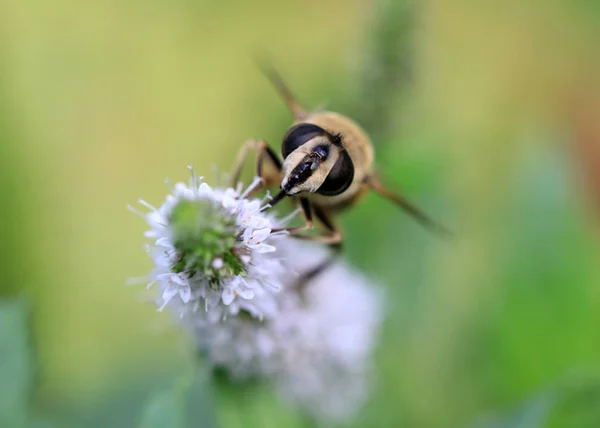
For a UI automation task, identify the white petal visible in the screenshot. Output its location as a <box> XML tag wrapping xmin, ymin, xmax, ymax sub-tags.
<box><xmin>179</xmin><ymin>286</ymin><xmax>192</xmax><ymax>303</ymax></box>
<box><xmin>255</xmin><ymin>243</ymin><xmax>276</xmax><ymax>253</ymax></box>
<box><xmin>161</xmin><ymin>287</ymin><xmax>179</xmax><ymax>303</ymax></box>
<box><xmin>197</xmin><ymin>182</ymin><xmax>213</xmax><ymax>197</ymax></box>
<box><xmin>244</xmin><ymin>200</ymin><xmax>261</xmax><ymax>215</ymax></box>
<box><xmin>170</xmin><ymin>274</ymin><xmax>188</xmax><ymax>286</ymax></box>
<box><xmin>239</xmin><ymin>200</ymin><xmax>261</xmax><ymax>223</ymax></box>
<box><xmin>236</xmin><ymin>288</ymin><xmax>255</xmax><ymax>300</ymax></box>
<box><xmin>221</xmin><ymin>195</ymin><xmax>237</xmax><ymax>211</ymax></box>
<box><xmin>222</xmin><ymin>287</ymin><xmax>235</xmax><ymax>305</ymax></box>
<box><xmin>146</xmin><ymin>211</ymin><xmax>165</xmax><ymax>224</ymax></box>
<box><xmin>241</xmin><ymin>228</ymin><xmax>253</xmax><ymax>243</ymax></box>
<box><xmin>224</xmin><ymin>188</ymin><xmax>239</xmax><ymax>199</ymax></box>
<box><xmin>250</xmin><ymin>218</ymin><xmax>272</xmax><ymax>229</ymax></box>
<box><xmin>251</xmin><ymin>228</ymin><xmax>271</xmax><ymax>243</ymax></box>
<box><xmin>174</xmin><ymin>182</ymin><xmax>189</xmax><ymax>195</ymax></box>
<box><xmin>156</xmin><ymin>273</ymin><xmax>173</xmax><ymax>281</ymax></box>
<box><xmin>155</xmin><ymin>237</ymin><xmax>173</xmax><ymax>248</ymax></box>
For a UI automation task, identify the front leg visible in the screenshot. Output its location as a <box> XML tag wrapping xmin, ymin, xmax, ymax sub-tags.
<box><xmin>292</xmin><ymin>204</ymin><xmax>343</xmax><ymax>246</ymax></box>
<box><xmin>273</xmin><ymin>198</ymin><xmax>343</xmax><ymax>246</ymax></box>
<box><xmin>272</xmin><ymin>197</ymin><xmax>313</xmax><ymax>234</ymax></box>
<box><xmin>290</xmin><ymin>205</ymin><xmax>343</xmax><ymax>287</ymax></box>
<box><xmin>230</xmin><ymin>139</ymin><xmax>282</xmax><ymax>191</ymax></box>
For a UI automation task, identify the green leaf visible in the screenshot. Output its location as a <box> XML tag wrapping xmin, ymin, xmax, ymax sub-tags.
<box><xmin>547</xmin><ymin>379</ymin><xmax>600</xmax><ymax>428</ymax></box>
<box><xmin>479</xmin><ymin>393</ymin><xmax>555</xmax><ymax>428</ymax></box>
<box><xmin>139</xmin><ymin>386</ymin><xmax>186</xmax><ymax>428</ymax></box>
<box><xmin>185</xmin><ymin>375</ymin><xmax>216</xmax><ymax>428</ymax></box>
<box><xmin>138</xmin><ymin>370</ymin><xmax>216</xmax><ymax>428</ymax></box>
<box><xmin>479</xmin><ymin>377</ymin><xmax>600</xmax><ymax>428</ymax></box>
<box><xmin>0</xmin><ymin>298</ymin><xmax>32</xmax><ymax>428</ymax></box>
<box><xmin>27</xmin><ymin>417</ymin><xmax>59</xmax><ymax>428</ymax></box>
<box><xmin>210</xmin><ymin>371</ymin><xmax>307</xmax><ymax>428</ymax></box>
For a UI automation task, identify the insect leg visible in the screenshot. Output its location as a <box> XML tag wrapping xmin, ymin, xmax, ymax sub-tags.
<box><xmin>290</xmin><ymin>206</ymin><xmax>343</xmax><ymax>287</ymax></box>
<box><xmin>271</xmin><ymin>197</ymin><xmax>313</xmax><ymax>234</ymax></box>
<box><xmin>293</xmin><ymin>247</ymin><xmax>341</xmax><ymax>289</ymax></box>
<box><xmin>230</xmin><ymin>139</ymin><xmax>282</xmax><ymax>191</ymax></box>
<box><xmin>290</xmin><ymin>204</ymin><xmax>343</xmax><ymax>245</ymax></box>
<box><xmin>366</xmin><ymin>176</ymin><xmax>451</xmax><ymax>237</ymax></box>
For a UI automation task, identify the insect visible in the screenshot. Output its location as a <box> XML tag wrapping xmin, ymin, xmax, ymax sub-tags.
<box><xmin>231</xmin><ymin>64</ymin><xmax>449</xmax><ymax>255</ymax></box>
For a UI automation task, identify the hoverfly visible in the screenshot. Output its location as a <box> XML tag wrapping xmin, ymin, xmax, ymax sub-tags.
<box><xmin>231</xmin><ymin>64</ymin><xmax>449</xmax><ymax>260</ymax></box>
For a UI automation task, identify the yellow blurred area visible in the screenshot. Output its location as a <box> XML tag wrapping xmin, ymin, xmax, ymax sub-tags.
<box><xmin>0</xmin><ymin>0</ymin><xmax>365</xmax><ymax>402</ymax></box>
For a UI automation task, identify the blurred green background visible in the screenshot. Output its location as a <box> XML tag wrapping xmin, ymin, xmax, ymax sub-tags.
<box><xmin>2</xmin><ymin>0</ymin><xmax>600</xmax><ymax>427</ymax></box>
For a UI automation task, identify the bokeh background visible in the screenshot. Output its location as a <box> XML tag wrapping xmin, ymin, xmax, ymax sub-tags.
<box><xmin>2</xmin><ymin>0</ymin><xmax>600</xmax><ymax>427</ymax></box>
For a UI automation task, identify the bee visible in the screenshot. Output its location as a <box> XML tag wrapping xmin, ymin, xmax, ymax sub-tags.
<box><xmin>231</xmin><ymin>64</ymin><xmax>449</xmax><ymax>255</ymax></box>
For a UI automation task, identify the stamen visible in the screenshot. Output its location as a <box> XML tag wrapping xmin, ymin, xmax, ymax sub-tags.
<box><xmin>240</xmin><ymin>176</ymin><xmax>263</xmax><ymax>199</ymax></box>
<box><xmin>138</xmin><ymin>199</ymin><xmax>157</xmax><ymax>212</ymax></box>
<box><xmin>165</xmin><ymin>177</ymin><xmax>175</xmax><ymax>193</ymax></box>
<box><xmin>187</xmin><ymin>165</ymin><xmax>197</xmax><ymax>193</ymax></box>
<box><xmin>127</xmin><ymin>204</ymin><xmax>146</xmax><ymax>218</ymax></box>
<box><xmin>157</xmin><ymin>300</ymin><xmax>169</xmax><ymax>312</ymax></box>
<box><xmin>211</xmin><ymin>164</ymin><xmax>220</xmax><ymax>187</ymax></box>
<box><xmin>262</xmin><ymin>190</ymin><xmax>272</xmax><ymax>203</ymax></box>
<box><xmin>235</xmin><ymin>181</ymin><xmax>244</xmax><ymax>195</ymax></box>
<box><xmin>269</xmin><ymin>230</ymin><xmax>291</xmax><ymax>237</ymax></box>
<box><xmin>279</xmin><ymin>208</ymin><xmax>302</xmax><ymax>226</ymax></box>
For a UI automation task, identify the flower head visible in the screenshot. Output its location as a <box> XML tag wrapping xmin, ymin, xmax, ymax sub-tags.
<box><xmin>131</xmin><ymin>168</ymin><xmax>286</xmax><ymax>320</ymax></box>
<box><xmin>272</xmin><ymin>247</ymin><xmax>384</xmax><ymax>422</ymax></box>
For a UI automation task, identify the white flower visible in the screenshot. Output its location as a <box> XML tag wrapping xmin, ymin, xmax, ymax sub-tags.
<box><xmin>273</xmin><ymin>250</ymin><xmax>383</xmax><ymax>422</ymax></box>
<box><xmin>130</xmin><ymin>168</ymin><xmax>286</xmax><ymax>320</ymax></box>
<box><xmin>182</xmin><ymin>239</ymin><xmax>384</xmax><ymax>422</ymax></box>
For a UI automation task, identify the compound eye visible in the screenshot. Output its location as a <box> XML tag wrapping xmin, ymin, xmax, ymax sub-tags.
<box><xmin>317</xmin><ymin>151</ymin><xmax>354</xmax><ymax>196</ymax></box>
<box><xmin>282</xmin><ymin>123</ymin><xmax>326</xmax><ymax>158</ymax></box>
